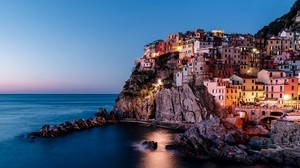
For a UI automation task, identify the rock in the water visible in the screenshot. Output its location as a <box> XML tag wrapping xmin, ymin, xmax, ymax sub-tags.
<box><xmin>29</xmin><ymin>108</ymin><xmax>110</xmax><ymax>138</ymax></box>
<box><xmin>95</xmin><ymin>107</ymin><xmax>109</xmax><ymax>118</ymax></box>
<box><xmin>142</xmin><ymin>141</ymin><xmax>158</xmax><ymax>150</ymax></box>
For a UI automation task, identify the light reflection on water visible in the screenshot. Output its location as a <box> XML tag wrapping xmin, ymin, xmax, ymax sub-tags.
<box><xmin>134</xmin><ymin>129</ymin><xmax>178</xmax><ymax>168</ymax></box>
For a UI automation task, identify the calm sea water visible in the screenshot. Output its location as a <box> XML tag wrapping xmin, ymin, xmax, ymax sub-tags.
<box><xmin>0</xmin><ymin>94</ymin><xmax>266</xmax><ymax>168</ymax></box>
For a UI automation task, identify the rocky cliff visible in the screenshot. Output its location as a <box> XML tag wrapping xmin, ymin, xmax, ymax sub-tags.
<box><xmin>113</xmin><ymin>52</ymin><xmax>223</xmax><ymax>123</ymax></box>
<box><xmin>256</xmin><ymin>0</ymin><xmax>300</xmax><ymax>37</ymax></box>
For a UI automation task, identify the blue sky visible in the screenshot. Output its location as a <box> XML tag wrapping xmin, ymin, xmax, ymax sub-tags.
<box><xmin>0</xmin><ymin>0</ymin><xmax>296</xmax><ymax>93</ymax></box>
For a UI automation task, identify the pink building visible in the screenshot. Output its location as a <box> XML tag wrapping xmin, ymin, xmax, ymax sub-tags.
<box><xmin>203</xmin><ymin>78</ymin><xmax>227</xmax><ymax>106</ymax></box>
<box><xmin>257</xmin><ymin>69</ymin><xmax>287</xmax><ymax>105</ymax></box>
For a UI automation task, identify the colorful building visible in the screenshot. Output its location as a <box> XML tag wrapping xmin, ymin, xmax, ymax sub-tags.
<box><xmin>225</xmin><ymin>84</ymin><xmax>242</xmax><ymax>107</ymax></box>
<box><xmin>204</xmin><ymin>78</ymin><xmax>227</xmax><ymax>106</ymax></box>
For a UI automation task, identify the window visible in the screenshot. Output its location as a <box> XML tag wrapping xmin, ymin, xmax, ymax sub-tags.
<box><xmin>243</xmin><ymin>80</ymin><xmax>245</xmax><ymax>83</ymax></box>
<box><xmin>252</xmin><ymin>86</ymin><xmax>254</xmax><ymax>91</ymax></box>
<box><xmin>270</xmin><ymin>72</ymin><xmax>273</xmax><ymax>77</ymax></box>
<box><xmin>280</xmin><ymin>94</ymin><xmax>282</xmax><ymax>98</ymax></box>
<box><xmin>252</xmin><ymin>80</ymin><xmax>254</xmax><ymax>83</ymax></box>
<box><xmin>292</xmin><ymin>79</ymin><xmax>294</xmax><ymax>82</ymax></box>
<box><xmin>292</xmin><ymin>86</ymin><xmax>294</xmax><ymax>90</ymax></box>
<box><xmin>262</xmin><ymin>111</ymin><xmax>266</xmax><ymax>115</ymax></box>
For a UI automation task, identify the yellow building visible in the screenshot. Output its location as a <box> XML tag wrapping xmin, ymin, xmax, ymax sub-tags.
<box><xmin>230</xmin><ymin>74</ymin><xmax>264</xmax><ymax>103</ymax></box>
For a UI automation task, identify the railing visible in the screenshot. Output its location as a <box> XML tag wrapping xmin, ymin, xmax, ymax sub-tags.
<box><xmin>235</xmin><ymin>105</ymin><xmax>285</xmax><ymax>111</ymax></box>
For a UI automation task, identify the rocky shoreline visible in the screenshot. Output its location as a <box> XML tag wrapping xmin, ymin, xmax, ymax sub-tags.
<box><xmin>28</xmin><ymin>108</ymin><xmax>116</xmax><ymax>138</ymax></box>
<box><xmin>29</xmin><ymin>106</ymin><xmax>300</xmax><ymax>166</ymax></box>
<box><xmin>164</xmin><ymin>118</ymin><xmax>300</xmax><ymax>167</ymax></box>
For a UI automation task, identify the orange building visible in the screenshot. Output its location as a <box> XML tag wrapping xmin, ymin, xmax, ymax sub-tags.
<box><xmin>225</xmin><ymin>84</ymin><xmax>242</xmax><ymax>107</ymax></box>
<box><xmin>284</xmin><ymin>77</ymin><xmax>298</xmax><ymax>107</ymax></box>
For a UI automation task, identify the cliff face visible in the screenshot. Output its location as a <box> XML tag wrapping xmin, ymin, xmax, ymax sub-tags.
<box><xmin>256</xmin><ymin>0</ymin><xmax>300</xmax><ymax>37</ymax></box>
<box><xmin>113</xmin><ymin>52</ymin><xmax>221</xmax><ymax>123</ymax></box>
<box><xmin>155</xmin><ymin>84</ymin><xmax>218</xmax><ymax>123</ymax></box>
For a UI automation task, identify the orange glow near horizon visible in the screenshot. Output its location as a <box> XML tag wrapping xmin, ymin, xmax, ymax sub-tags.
<box><xmin>0</xmin><ymin>81</ymin><xmax>107</xmax><ymax>93</ymax></box>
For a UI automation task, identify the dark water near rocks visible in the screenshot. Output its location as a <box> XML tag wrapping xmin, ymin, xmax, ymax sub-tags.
<box><xmin>0</xmin><ymin>94</ymin><xmax>267</xmax><ymax>168</ymax></box>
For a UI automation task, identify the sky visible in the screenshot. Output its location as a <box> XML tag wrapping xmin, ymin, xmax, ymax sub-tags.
<box><xmin>0</xmin><ymin>0</ymin><xmax>296</xmax><ymax>94</ymax></box>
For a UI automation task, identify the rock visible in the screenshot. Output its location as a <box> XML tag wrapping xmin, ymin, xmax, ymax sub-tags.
<box><xmin>271</xmin><ymin>120</ymin><xmax>300</xmax><ymax>147</ymax></box>
<box><xmin>166</xmin><ymin>118</ymin><xmax>253</xmax><ymax>164</ymax></box>
<box><xmin>142</xmin><ymin>141</ymin><xmax>158</xmax><ymax>150</ymax></box>
<box><xmin>29</xmin><ymin>116</ymin><xmax>107</xmax><ymax>138</ymax></box>
<box><xmin>95</xmin><ymin>108</ymin><xmax>109</xmax><ymax>118</ymax></box>
<box><xmin>115</xmin><ymin>83</ymin><xmax>218</xmax><ymax>123</ymax></box>
<box><xmin>260</xmin><ymin>147</ymin><xmax>300</xmax><ymax>167</ymax></box>
<box><xmin>225</xmin><ymin>133</ymin><xmax>237</xmax><ymax>145</ymax></box>
<box><xmin>113</xmin><ymin>52</ymin><xmax>221</xmax><ymax>123</ymax></box>
<box><xmin>256</xmin><ymin>0</ymin><xmax>300</xmax><ymax>38</ymax></box>
<box><xmin>247</xmin><ymin>137</ymin><xmax>274</xmax><ymax>151</ymax></box>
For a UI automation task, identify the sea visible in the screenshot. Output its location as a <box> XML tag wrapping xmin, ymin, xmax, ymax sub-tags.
<box><xmin>0</xmin><ymin>94</ymin><xmax>269</xmax><ymax>168</ymax></box>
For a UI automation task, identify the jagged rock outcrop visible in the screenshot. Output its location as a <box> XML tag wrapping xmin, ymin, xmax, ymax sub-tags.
<box><xmin>114</xmin><ymin>52</ymin><xmax>179</xmax><ymax>120</ymax></box>
<box><xmin>166</xmin><ymin>118</ymin><xmax>300</xmax><ymax>166</ymax></box>
<box><xmin>114</xmin><ymin>52</ymin><xmax>222</xmax><ymax>123</ymax></box>
<box><xmin>256</xmin><ymin>0</ymin><xmax>300</xmax><ymax>38</ymax></box>
<box><xmin>166</xmin><ymin>118</ymin><xmax>253</xmax><ymax>164</ymax></box>
<box><xmin>29</xmin><ymin>108</ymin><xmax>114</xmax><ymax>138</ymax></box>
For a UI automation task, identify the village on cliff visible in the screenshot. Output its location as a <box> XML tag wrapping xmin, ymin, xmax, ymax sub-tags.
<box><xmin>135</xmin><ymin>29</ymin><xmax>300</xmax><ymax>125</ymax></box>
